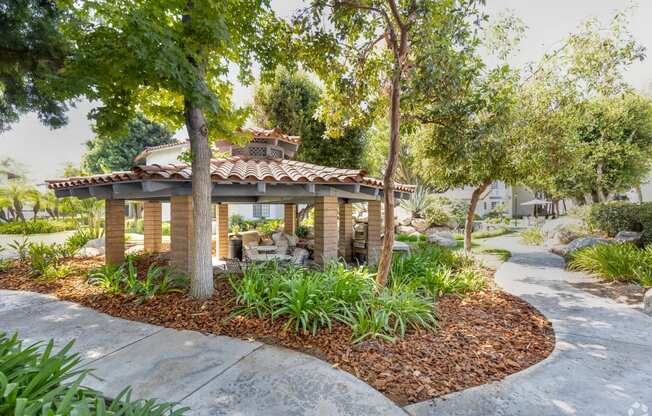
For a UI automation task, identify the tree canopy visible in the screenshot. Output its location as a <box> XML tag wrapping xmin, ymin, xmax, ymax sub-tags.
<box><xmin>253</xmin><ymin>67</ymin><xmax>364</xmax><ymax>169</ymax></box>
<box><xmin>0</xmin><ymin>0</ymin><xmax>77</xmax><ymax>131</ymax></box>
<box><xmin>83</xmin><ymin>115</ymin><xmax>175</xmax><ymax>174</ymax></box>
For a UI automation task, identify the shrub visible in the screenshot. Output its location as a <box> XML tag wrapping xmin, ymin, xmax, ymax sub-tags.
<box><xmin>8</xmin><ymin>239</ymin><xmax>30</xmax><ymax>261</ymax></box>
<box><xmin>255</xmin><ymin>219</ymin><xmax>283</xmax><ymax>237</ymax></box>
<box><xmin>296</xmin><ymin>224</ymin><xmax>311</xmax><ymax>238</ymax></box>
<box><xmin>0</xmin><ymin>332</ymin><xmax>188</xmax><ymax>416</ymax></box>
<box><xmin>162</xmin><ymin>221</ymin><xmax>170</xmax><ymax>236</ymax></box>
<box><xmin>396</xmin><ymin>233</ymin><xmax>425</xmax><ymax>243</ymax></box>
<box><xmin>125</xmin><ymin>218</ymin><xmax>145</xmax><ymax>234</ymax></box>
<box><xmin>0</xmin><ymin>218</ymin><xmax>76</xmax><ymax>234</ymax></box>
<box><xmin>399</xmin><ymin>185</ymin><xmax>431</xmax><ymax>218</ymax></box>
<box><xmin>424</xmin><ymin>204</ymin><xmax>451</xmax><ymax>227</ymax></box>
<box><xmin>587</xmin><ymin>202</ymin><xmax>641</xmax><ymax>237</ymax></box>
<box><xmin>521</xmin><ymin>227</ymin><xmax>545</xmax><ymax>245</ymax></box>
<box><xmin>88</xmin><ymin>260</ymin><xmax>187</xmax><ymax>301</ymax></box>
<box><xmin>65</xmin><ymin>229</ymin><xmax>94</xmax><ymax>252</ymax></box>
<box><xmin>568</xmin><ymin>243</ymin><xmax>652</xmax><ymax>286</ymax></box>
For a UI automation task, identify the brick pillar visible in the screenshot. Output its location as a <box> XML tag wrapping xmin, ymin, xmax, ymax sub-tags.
<box><xmin>143</xmin><ymin>201</ymin><xmax>162</xmax><ymax>253</ymax></box>
<box><xmin>105</xmin><ymin>199</ymin><xmax>125</xmax><ymax>265</ymax></box>
<box><xmin>366</xmin><ymin>200</ymin><xmax>382</xmax><ymax>266</ymax></box>
<box><xmin>314</xmin><ymin>197</ymin><xmax>338</xmax><ymax>265</ymax></box>
<box><xmin>284</xmin><ymin>203</ymin><xmax>296</xmax><ymax>235</ymax></box>
<box><xmin>217</xmin><ymin>203</ymin><xmax>229</xmax><ymax>259</ymax></box>
<box><xmin>170</xmin><ymin>195</ymin><xmax>193</xmax><ymax>274</ymax></box>
<box><xmin>338</xmin><ymin>202</ymin><xmax>353</xmax><ymax>261</ymax></box>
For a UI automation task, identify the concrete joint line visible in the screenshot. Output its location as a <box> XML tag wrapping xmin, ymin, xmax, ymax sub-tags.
<box><xmin>555</xmin><ymin>331</ymin><xmax>652</xmax><ymax>349</ymax></box>
<box><xmin>84</xmin><ymin>327</ymin><xmax>166</xmax><ymax>380</ymax></box>
<box><xmin>178</xmin><ymin>343</ymin><xmax>265</xmax><ymax>403</ymax></box>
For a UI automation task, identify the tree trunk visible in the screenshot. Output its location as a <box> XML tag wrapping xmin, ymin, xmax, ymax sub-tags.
<box><xmin>635</xmin><ymin>184</ymin><xmax>644</xmax><ymax>204</ymax></box>
<box><xmin>376</xmin><ymin>70</ymin><xmax>402</xmax><ymax>287</ymax></box>
<box><xmin>596</xmin><ymin>162</ymin><xmax>606</xmax><ymax>203</ymax></box>
<box><xmin>464</xmin><ymin>178</ymin><xmax>492</xmax><ymax>254</ymax></box>
<box><xmin>184</xmin><ymin>99</ymin><xmax>214</xmax><ymax>299</ymax></box>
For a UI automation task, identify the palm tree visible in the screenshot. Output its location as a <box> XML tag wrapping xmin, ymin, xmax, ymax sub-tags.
<box><xmin>0</xmin><ymin>180</ymin><xmax>36</xmax><ymax>221</ymax></box>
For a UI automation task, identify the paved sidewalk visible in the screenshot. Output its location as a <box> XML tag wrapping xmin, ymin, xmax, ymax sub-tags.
<box><xmin>0</xmin><ymin>290</ymin><xmax>405</xmax><ymax>416</ymax></box>
<box><xmin>0</xmin><ymin>231</ymin><xmax>75</xmax><ymax>259</ymax></box>
<box><xmin>405</xmin><ymin>235</ymin><xmax>652</xmax><ymax>416</ymax></box>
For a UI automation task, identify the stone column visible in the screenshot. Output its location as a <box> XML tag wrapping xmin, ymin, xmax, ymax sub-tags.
<box><xmin>366</xmin><ymin>200</ymin><xmax>382</xmax><ymax>266</ymax></box>
<box><xmin>217</xmin><ymin>203</ymin><xmax>229</xmax><ymax>259</ymax></box>
<box><xmin>338</xmin><ymin>202</ymin><xmax>353</xmax><ymax>261</ymax></box>
<box><xmin>170</xmin><ymin>195</ymin><xmax>193</xmax><ymax>274</ymax></box>
<box><xmin>105</xmin><ymin>199</ymin><xmax>125</xmax><ymax>265</ymax></box>
<box><xmin>284</xmin><ymin>203</ymin><xmax>296</xmax><ymax>235</ymax></box>
<box><xmin>143</xmin><ymin>201</ymin><xmax>162</xmax><ymax>253</ymax></box>
<box><xmin>314</xmin><ymin>196</ymin><xmax>338</xmax><ymax>265</ymax></box>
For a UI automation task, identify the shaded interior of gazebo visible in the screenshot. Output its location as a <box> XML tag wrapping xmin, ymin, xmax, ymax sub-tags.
<box><xmin>47</xmin><ymin>128</ymin><xmax>414</xmax><ymax>273</ymax></box>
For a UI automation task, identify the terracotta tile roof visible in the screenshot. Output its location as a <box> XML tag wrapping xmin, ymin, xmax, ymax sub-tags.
<box><xmin>133</xmin><ymin>140</ymin><xmax>189</xmax><ymax>162</ymax></box>
<box><xmin>237</xmin><ymin>127</ymin><xmax>301</xmax><ymax>145</ymax></box>
<box><xmin>47</xmin><ymin>156</ymin><xmax>415</xmax><ymax>193</ymax></box>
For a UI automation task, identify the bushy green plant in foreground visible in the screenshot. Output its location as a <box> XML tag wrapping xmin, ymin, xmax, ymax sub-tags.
<box><xmin>520</xmin><ymin>227</ymin><xmax>545</xmax><ymax>246</ymax></box>
<box><xmin>229</xmin><ymin>245</ymin><xmax>485</xmax><ymax>343</ymax></box>
<box><xmin>88</xmin><ymin>260</ymin><xmax>188</xmax><ymax>302</ymax></box>
<box><xmin>0</xmin><ymin>218</ymin><xmax>76</xmax><ymax>234</ymax></box>
<box><xmin>568</xmin><ymin>243</ymin><xmax>652</xmax><ymax>287</ymax></box>
<box><xmin>0</xmin><ymin>332</ymin><xmax>188</xmax><ymax>415</ymax></box>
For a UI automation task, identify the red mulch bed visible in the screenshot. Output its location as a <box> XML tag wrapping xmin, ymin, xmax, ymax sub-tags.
<box><xmin>0</xmin><ymin>256</ymin><xmax>554</xmax><ymax>406</ymax></box>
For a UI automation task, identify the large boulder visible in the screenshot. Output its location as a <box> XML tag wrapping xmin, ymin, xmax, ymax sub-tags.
<box><xmin>429</xmin><ymin>230</ymin><xmax>454</xmax><ymax>240</ymax></box>
<box><xmin>75</xmin><ymin>247</ymin><xmax>102</xmax><ymax>258</ymax></box>
<box><xmin>541</xmin><ymin>216</ymin><xmax>584</xmax><ymax>238</ymax></box>
<box><xmin>398</xmin><ymin>217</ymin><xmax>412</xmax><ymax>226</ymax></box>
<box><xmin>392</xmin><ymin>241</ymin><xmax>411</xmax><ymax>254</ymax></box>
<box><xmin>75</xmin><ymin>237</ymin><xmax>105</xmax><ymax>258</ymax></box>
<box><xmin>427</xmin><ymin>234</ymin><xmax>457</xmax><ymax>248</ymax></box>
<box><xmin>614</xmin><ymin>231</ymin><xmax>642</xmax><ymax>245</ymax></box>
<box><xmin>125</xmin><ymin>245</ymin><xmax>144</xmax><ymax>255</ymax></box>
<box><xmin>425</xmin><ymin>226</ymin><xmax>453</xmax><ymax>236</ymax></box>
<box><xmin>410</xmin><ymin>218</ymin><xmax>429</xmax><ymax>233</ymax></box>
<box><xmin>397</xmin><ymin>225</ymin><xmax>417</xmax><ymax>234</ymax></box>
<box><xmin>557</xmin><ymin>237</ymin><xmax>613</xmax><ymax>257</ymax></box>
<box><xmin>644</xmin><ymin>289</ymin><xmax>652</xmax><ymax>317</ymax></box>
<box><xmin>555</xmin><ymin>229</ymin><xmax>580</xmax><ymax>245</ymax></box>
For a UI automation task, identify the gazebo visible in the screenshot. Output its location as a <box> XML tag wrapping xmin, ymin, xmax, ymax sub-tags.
<box><xmin>47</xmin><ymin>128</ymin><xmax>414</xmax><ymax>273</ymax></box>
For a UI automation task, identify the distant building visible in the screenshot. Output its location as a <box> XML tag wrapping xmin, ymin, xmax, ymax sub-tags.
<box><xmin>437</xmin><ymin>181</ymin><xmax>537</xmax><ymax>218</ymax></box>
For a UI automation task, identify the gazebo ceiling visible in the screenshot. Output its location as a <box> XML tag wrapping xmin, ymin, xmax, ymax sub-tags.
<box><xmin>47</xmin><ymin>156</ymin><xmax>415</xmax><ymax>204</ymax></box>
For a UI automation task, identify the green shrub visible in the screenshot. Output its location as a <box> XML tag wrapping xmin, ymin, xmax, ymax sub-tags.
<box><xmin>88</xmin><ymin>260</ymin><xmax>188</xmax><ymax>301</ymax></box>
<box><xmin>0</xmin><ymin>218</ymin><xmax>76</xmax><ymax>235</ymax></box>
<box><xmin>521</xmin><ymin>227</ymin><xmax>545</xmax><ymax>245</ymax></box>
<box><xmin>125</xmin><ymin>218</ymin><xmax>145</xmax><ymax>234</ymax></box>
<box><xmin>7</xmin><ymin>239</ymin><xmax>30</xmax><ymax>261</ymax></box>
<box><xmin>424</xmin><ymin>204</ymin><xmax>451</xmax><ymax>227</ymax></box>
<box><xmin>229</xmin><ymin>244</ymin><xmax>484</xmax><ymax>343</ymax></box>
<box><xmin>296</xmin><ymin>224</ymin><xmax>310</xmax><ymax>238</ymax></box>
<box><xmin>255</xmin><ymin>219</ymin><xmax>283</xmax><ymax>237</ymax></box>
<box><xmin>27</xmin><ymin>242</ymin><xmax>61</xmax><ymax>277</ymax></box>
<box><xmin>0</xmin><ymin>332</ymin><xmax>188</xmax><ymax>416</ymax></box>
<box><xmin>568</xmin><ymin>243</ymin><xmax>652</xmax><ymax>286</ymax></box>
<box><xmin>396</xmin><ymin>233</ymin><xmax>425</xmax><ymax>243</ymax></box>
<box><xmin>588</xmin><ymin>202</ymin><xmax>641</xmax><ymax>237</ymax></box>
<box><xmin>162</xmin><ymin>221</ymin><xmax>170</xmax><ymax>236</ymax></box>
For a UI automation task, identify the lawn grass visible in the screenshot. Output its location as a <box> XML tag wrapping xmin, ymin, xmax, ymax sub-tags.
<box><xmin>453</xmin><ymin>227</ymin><xmax>513</xmax><ymax>240</ymax></box>
<box><xmin>477</xmin><ymin>247</ymin><xmax>512</xmax><ymax>262</ymax></box>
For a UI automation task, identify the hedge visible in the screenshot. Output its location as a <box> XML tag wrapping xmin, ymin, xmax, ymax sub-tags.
<box><xmin>0</xmin><ymin>218</ymin><xmax>76</xmax><ymax>235</ymax></box>
<box><xmin>588</xmin><ymin>202</ymin><xmax>652</xmax><ymax>242</ymax></box>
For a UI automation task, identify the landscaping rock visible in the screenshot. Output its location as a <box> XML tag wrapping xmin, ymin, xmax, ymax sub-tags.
<box><xmin>392</xmin><ymin>241</ymin><xmax>411</xmax><ymax>254</ymax></box>
<box><xmin>425</xmin><ymin>226</ymin><xmax>453</xmax><ymax>235</ymax></box>
<box><xmin>558</xmin><ymin>237</ymin><xmax>612</xmax><ymax>257</ymax></box>
<box><xmin>555</xmin><ymin>230</ymin><xmax>580</xmax><ymax>245</ymax></box>
<box><xmin>541</xmin><ymin>216</ymin><xmax>584</xmax><ymax>238</ymax></box>
<box><xmin>614</xmin><ymin>231</ymin><xmax>642</xmax><ymax>245</ymax></box>
<box><xmin>75</xmin><ymin>247</ymin><xmax>102</xmax><ymax>258</ymax></box>
<box><xmin>396</xmin><ymin>225</ymin><xmax>417</xmax><ymax>234</ymax></box>
<box><xmin>430</xmin><ymin>230</ymin><xmax>454</xmax><ymax>240</ymax></box>
<box><xmin>84</xmin><ymin>238</ymin><xmax>105</xmax><ymax>249</ymax></box>
<box><xmin>398</xmin><ymin>217</ymin><xmax>412</xmax><ymax>226</ymax></box>
<box><xmin>126</xmin><ymin>245</ymin><xmax>144</xmax><ymax>255</ymax></box>
<box><xmin>644</xmin><ymin>289</ymin><xmax>652</xmax><ymax>317</ymax></box>
<box><xmin>410</xmin><ymin>218</ymin><xmax>429</xmax><ymax>232</ymax></box>
<box><xmin>427</xmin><ymin>234</ymin><xmax>457</xmax><ymax>248</ymax></box>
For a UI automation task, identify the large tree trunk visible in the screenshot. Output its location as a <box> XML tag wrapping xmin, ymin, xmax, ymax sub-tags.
<box><xmin>376</xmin><ymin>70</ymin><xmax>402</xmax><ymax>287</ymax></box>
<box><xmin>464</xmin><ymin>178</ymin><xmax>492</xmax><ymax>254</ymax></box>
<box><xmin>596</xmin><ymin>162</ymin><xmax>607</xmax><ymax>203</ymax></box>
<box><xmin>184</xmin><ymin>99</ymin><xmax>214</xmax><ymax>299</ymax></box>
<box><xmin>635</xmin><ymin>184</ymin><xmax>644</xmax><ymax>204</ymax></box>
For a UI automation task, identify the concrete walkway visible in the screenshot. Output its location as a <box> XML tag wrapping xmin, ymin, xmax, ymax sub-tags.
<box><xmin>405</xmin><ymin>235</ymin><xmax>652</xmax><ymax>416</ymax></box>
<box><xmin>0</xmin><ymin>290</ymin><xmax>405</xmax><ymax>416</ymax></box>
<box><xmin>0</xmin><ymin>231</ymin><xmax>75</xmax><ymax>259</ymax></box>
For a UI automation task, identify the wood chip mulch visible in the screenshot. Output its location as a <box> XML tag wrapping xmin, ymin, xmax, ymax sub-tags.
<box><xmin>0</xmin><ymin>257</ymin><xmax>555</xmax><ymax>406</ymax></box>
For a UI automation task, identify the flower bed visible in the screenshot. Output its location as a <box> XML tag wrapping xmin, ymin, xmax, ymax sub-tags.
<box><xmin>0</xmin><ymin>250</ymin><xmax>554</xmax><ymax>406</ymax></box>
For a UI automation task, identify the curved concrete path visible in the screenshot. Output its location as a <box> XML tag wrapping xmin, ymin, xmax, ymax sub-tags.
<box><xmin>406</xmin><ymin>235</ymin><xmax>652</xmax><ymax>416</ymax></box>
<box><xmin>0</xmin><ymin>290</ymin><xmax>405</xmax><ymax>416</ymax></box>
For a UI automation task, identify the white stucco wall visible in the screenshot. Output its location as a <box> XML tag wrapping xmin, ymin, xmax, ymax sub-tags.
<box><xmin>145</xmin><ymin>145</ymin><xmax>188</xmax><ymax>165</ymax></box>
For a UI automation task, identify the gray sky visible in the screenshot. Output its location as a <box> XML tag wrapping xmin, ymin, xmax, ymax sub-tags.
<box><xmin>2</xmin><ymin>0</ymin><xmax>651</xmax><ymax>184</ymax></box>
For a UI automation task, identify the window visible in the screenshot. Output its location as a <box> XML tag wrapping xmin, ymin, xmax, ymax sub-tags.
<box><xmin>491</xmin><ymin>201</ymin><xmax>499</xmax><ymax>209</ymax></box>
<box><xmin>491</xmin><ymin>181</ymin><xmax>499</xmax><ymax>190</ymax></box>
<box><xmin>253</xmin><ymin>204</ymin><xmax>270</xmax><ymax>218</ymax></box>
